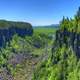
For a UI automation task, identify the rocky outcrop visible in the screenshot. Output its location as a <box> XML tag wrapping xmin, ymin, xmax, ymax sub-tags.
<box><xmin>54</xmin><ymin>28</ymin><xmax>80</xmax><ymax>58</ymax></box>
<box><xmin>0</xmin><ymin>20</ymin><xmax>33</xmax><ymax>47</ymax></box>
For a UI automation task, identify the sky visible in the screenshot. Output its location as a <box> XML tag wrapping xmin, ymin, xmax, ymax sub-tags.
<box><xmin>0</xmin><ymin>0</ymin><xmax>80</xmax><ymax>26</ymax></box>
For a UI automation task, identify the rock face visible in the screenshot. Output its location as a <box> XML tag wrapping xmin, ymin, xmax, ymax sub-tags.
<box><xmin>54</xmin><ymin>28</ymin><xmax>80</xmax><ymax>58</ymax></box>
<box><xmin>0</xmin><ymin>20</ymin><xmax>33</xmax><ymax>47</ymax></box>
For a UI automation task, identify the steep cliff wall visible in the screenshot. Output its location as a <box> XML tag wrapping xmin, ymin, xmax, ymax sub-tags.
<box><xmin>0</xmin><ymin>20</ymin><xmax>33</xmax><ymax>47</ymax></box>
<box><xmin>54</xmin><ymin>28</ymin><xmax>80</xmax><ymax>58</ymax></box>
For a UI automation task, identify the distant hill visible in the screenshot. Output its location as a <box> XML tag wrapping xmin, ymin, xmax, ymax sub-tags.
<box><xmin>33</xmin><ymin>24</ymin><xmax>60</xmax><ymax>29</ymax></box>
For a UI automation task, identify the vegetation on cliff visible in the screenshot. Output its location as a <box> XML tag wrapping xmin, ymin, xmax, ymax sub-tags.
<box><xmin>32</xmin><ymin>7</ymin><xmax>80</xmax><ymax>80</ymax></box>
<box><xmin>60</xmin><ymin>7</ymin><xmax>80</xmax><ymax>32</ymax></box>
<box><xmin>0</xmin><ymin>21</ymin><xmax>57</xmax><ymax>79</ymax></box>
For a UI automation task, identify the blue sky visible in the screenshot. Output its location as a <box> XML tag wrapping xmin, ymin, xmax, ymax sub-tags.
<box><xmin>0</xmin><ymin>0</ymin><xmax>80</xmax><ymax>26</ymax></box>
